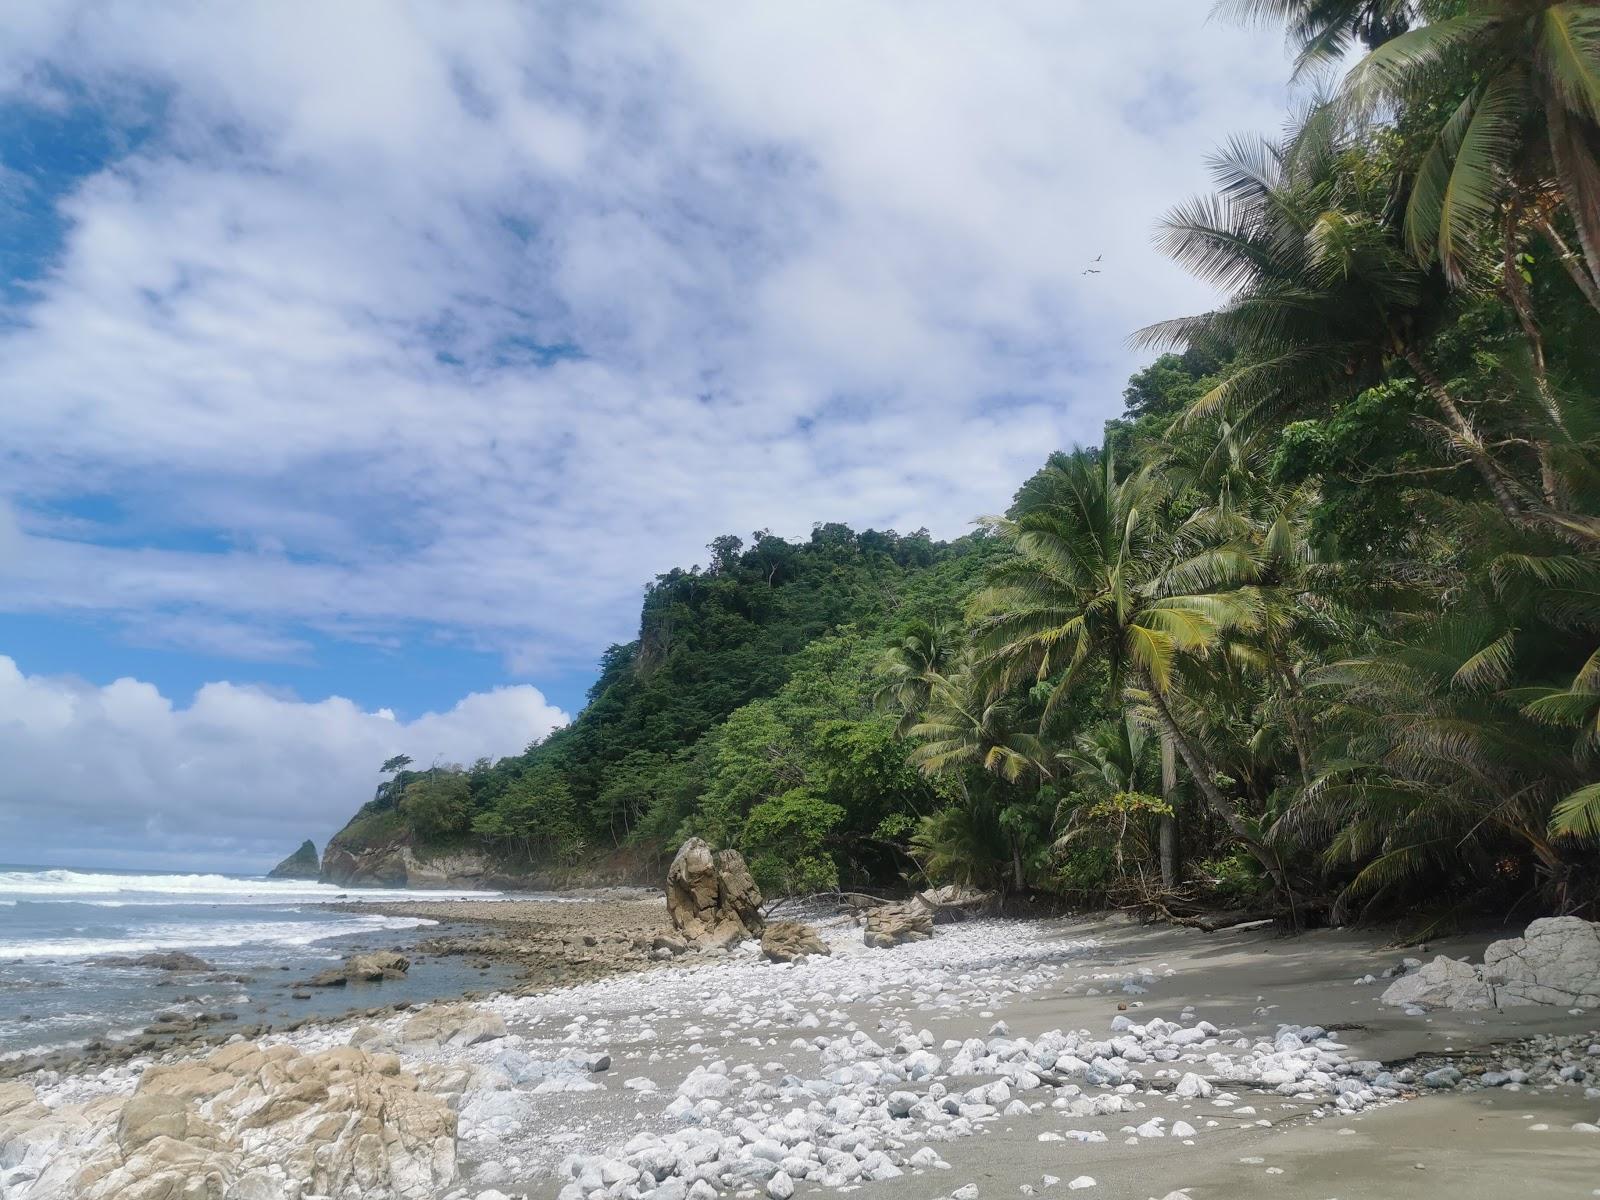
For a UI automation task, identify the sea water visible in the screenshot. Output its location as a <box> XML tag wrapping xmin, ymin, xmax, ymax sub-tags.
<box><xmin>0</xmin><ymin>865</ymin><xmax>520</xmax><ymax>1059</ymax></box>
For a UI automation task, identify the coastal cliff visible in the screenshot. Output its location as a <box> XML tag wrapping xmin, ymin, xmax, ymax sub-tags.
<box><xmin>318</xmin><ymin>805</ymin><xmax>660</xmax><ymax>890</ymax></box>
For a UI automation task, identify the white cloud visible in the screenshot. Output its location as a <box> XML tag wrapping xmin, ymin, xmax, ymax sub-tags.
<box><xmin>0</xmin><ymin>2</ymin><xmax>1293</xmax><ymax>673</ymax></box>
<box><xmin>0</xmin><ymin>656</ymin><xmax>568</xmax><ymax>870</ymax></box>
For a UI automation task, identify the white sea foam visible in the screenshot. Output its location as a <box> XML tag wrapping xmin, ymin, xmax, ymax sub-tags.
<box><xmin>0</xmin><ymin>868</ymin><xmax>507</xmax><ymax>905</ymax></box>
<box><xmin>0</xmin><ymin>914</ymin><xmax>437</xmax><ymax>960</ymax></box>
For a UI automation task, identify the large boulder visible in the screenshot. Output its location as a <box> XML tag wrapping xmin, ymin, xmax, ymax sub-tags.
<box><xmin>665</xmin><ymin>838</ymin><xmax>764</xmax><ymax>949</ymax></box>
<box><xmin>761</xmin><ymin>920</ymin><xmax>830</xmax><ymax>963</ymax></box>
<box><xmin>863</xmin><ymin>901</ymin><xmax>934</xmax><ymax>949</ymax></box>
<box><xmin>1482</xmin><ymin>916</ymin><xmax>1600</xmax><ymax>1008</ymax></box>
<box><xmin>1380</xmin><ymin>917</ymin><xmax>1600</xmax><ymax>1011</ymax></box>
<box><xmin>1379</xmin><ymin>954</ymin><xmax>1495</xmax><ymax>1011</ymax></box>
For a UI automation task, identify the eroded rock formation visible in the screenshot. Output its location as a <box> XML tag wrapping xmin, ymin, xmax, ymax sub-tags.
<box><xmin>664</xmin><ymin>838</ymin><xmax>764</xmax><ymax>949</ymax></box>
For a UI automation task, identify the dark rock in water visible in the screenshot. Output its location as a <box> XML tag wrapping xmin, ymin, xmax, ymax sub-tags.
<box><xmin>298</xmin><ymin>950</ymin><xmax>410</xmax><ymax>988</ymax></box>
<box><xmin>267</xmin><ymin>838</ymin><xmax>321</xmax><ymax>879</ymax></box>
<box><xmin>90</xmin><ymin>951</ymin><xmax>214</xmax><ymax>972</ymax></box>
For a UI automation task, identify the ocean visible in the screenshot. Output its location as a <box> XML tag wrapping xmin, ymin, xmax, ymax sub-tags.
<box><xmin>0</xmin><ymin>865</ymin><xmax>518</xmax><ymax>1060</ymax></box>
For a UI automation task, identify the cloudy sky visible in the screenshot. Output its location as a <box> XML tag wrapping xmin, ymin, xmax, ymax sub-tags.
<box><xmin>0</xmin><ymin>2</ymin><xmax>1293</xmax><ymax>871</ymax></box>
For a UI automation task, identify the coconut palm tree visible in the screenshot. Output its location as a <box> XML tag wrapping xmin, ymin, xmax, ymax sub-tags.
<box><xmin>1216</xmin><ymin>0</ymin><xmax>1415</xmax><ymax>75</ymax></box>
<box><xmin>1139</xmin><ymin>120</ymin><xmax>1533</xmax><ymax>520</ymax></box>
<box><xmin>874</xmin><ymin>619</ymin><xmax>958</xmax><ymax>735</ymax></box>
<box><xmin>1331</xmin><ymin>2</ymin><xmax>1600</xmax><ymax>299</ymax></box>
<box><xmin>968</xmin><ymin>445</ymin><xmax>1293</xmax><ymax>893</ymax></box>
<box><xmin>904</xmin><ymin>662</ymin><xmax>1053</xmax><ymax>891</ymax></box>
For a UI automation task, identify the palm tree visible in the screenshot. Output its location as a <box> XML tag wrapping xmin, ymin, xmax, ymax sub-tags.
<box><xmin>1053</xmin><ymin>713</ymin><xmax>1165</xmax><ymax>882</ymax></box>
<box><xmin>1332</xmin><ymin>2</ymin><xmax>1600</xmax><ymax>299</ymax></box>
<box><xmin>905</xmin><ymin>661</ymin><xmax>1053</xmax><ymax>891</ymax></box>
<box><xmin>1139</xmin><ymin>120</ymin><xmax>1532</xmax><ymax>520</ymax></box>
<box><xmin>874</xmin><ymin>619</ymin><xmax>958</xmax><ymax>735</ymax></box>
<box><xmin>1216</xmin><ymin>0</ymin><xmax>1415</xmax><ymax>75</ymax></box>
<box><xmin>969</xmin><ymin>445</ymin><xmax>1292</xmax><ymax>893</ymax></box>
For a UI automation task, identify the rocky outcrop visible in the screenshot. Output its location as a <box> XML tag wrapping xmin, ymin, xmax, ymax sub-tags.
<box><xmin>267</xmin><ymin>839</ymin><xmax>320</xmax><ymax>880</ymax></box>
<box><xmin>1381</xmin><ymin>917</ymin><xmax>1600</xmax><ymax>1011</ymax></box>
<box><xmin>302</xmin><ymin>951</ymin><xmax>411</xmax><ymax>987</ymax></box>
<box><xmin>760</xmin><ymin>920</ymin><xmax>830</xmax><ymax>963</ymax></box>
<box><xmin>89</xmin><ymin>951</ymin><xmax>213</xmax><ymax>972</ymax></box>
<box><xmin>864</xmin><ymin>901</ymin><xmax>934</xmax><ymax>949</ymax></box>
<box><xmin>665</xmin><ymin>838</ymin><xmax>764</xmax><ymax>949</ymax></box>
<box><xmin>0</xmin><ymin>1042</ymin><xmax>456</xmax><ymax>1199</ymax></box>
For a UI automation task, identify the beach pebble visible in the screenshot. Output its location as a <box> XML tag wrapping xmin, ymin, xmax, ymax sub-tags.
<box><xmin>1067</xmin><ymin>1177</ymin><xmax>1096</xmax><ymax>1190</ymax></box>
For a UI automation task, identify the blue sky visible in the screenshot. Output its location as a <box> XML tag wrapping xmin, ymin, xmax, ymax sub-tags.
<box><xmin>0</xmin><ymin>2</ymin><xmax>1291</xmax><ymax>871</ymax></box>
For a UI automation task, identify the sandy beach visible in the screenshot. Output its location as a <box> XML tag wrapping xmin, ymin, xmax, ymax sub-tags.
<box><xmin>3</xmin><ymin>903</ymin><xmax>1597</xmax><ymax>1200</ymax></box>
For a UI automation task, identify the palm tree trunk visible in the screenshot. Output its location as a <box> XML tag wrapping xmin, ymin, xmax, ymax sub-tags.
<box><xmin>1402</xmin><ymin>350</ymin><xmax>1525</xmax><ymax>521</ymax></box>
<box><xmin>1535</xmin><ymin>215</ymin><xmax>1600</xmax><ymax>315</ymax></box>
<box><xmin>1501</xmin><ymin>206</ymin><xmax>1563</xmax><ymax>507</ymax></box>
<box><xmin>1158</xmin><ymin>734</ymin><xmax>1178</xmax><ymax>891</ymax></box>
<box><xmin>1142</xmin><ymin>674</ymin><xmax>1289</xmax><ymax>897</ymax></box>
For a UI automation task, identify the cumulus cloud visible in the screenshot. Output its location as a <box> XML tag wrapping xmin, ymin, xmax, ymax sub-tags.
<box><xmin>0</xmin><ymin>656</ymin><xmax>568</xmax><ymax>871</ymax></box>
<box><xmin>0</xmin><ymin>1</ymin><xmax>1293</xmax><ymax>671</ymax></box>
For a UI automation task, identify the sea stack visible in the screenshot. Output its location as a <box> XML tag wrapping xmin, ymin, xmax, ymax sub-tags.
<box><xmin>267</xmin><ymin>839</ymin><xmax>320</xmax><ymax>880</ymax></box>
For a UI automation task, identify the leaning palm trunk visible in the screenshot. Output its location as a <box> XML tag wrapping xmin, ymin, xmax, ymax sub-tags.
<box><xmin>1402</xmin><ymin>350</ymin><xmax>1526</xmax><ymax>520</ymax></box>
<box><xmin>1535</xmin><ymin>215</ymin><xmax>1600</xmax><ymax>315</ymax></box>
<box><xmin>1142</xmin><ymin>672</ymin><xmax>1291</xmax><ymax>897</ymax></box>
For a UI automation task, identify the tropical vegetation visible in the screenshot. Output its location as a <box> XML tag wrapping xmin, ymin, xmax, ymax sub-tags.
<box><xmin>328</xmin><ymin>0</ymin><xmax>1600</xmax><ymax>926</ymax></box>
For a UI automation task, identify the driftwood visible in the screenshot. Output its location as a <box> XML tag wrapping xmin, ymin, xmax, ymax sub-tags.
<box><xmin>1168</xmin><ymin>909</ymin><xmax>1279</xmax><ymax>933</ymax></box>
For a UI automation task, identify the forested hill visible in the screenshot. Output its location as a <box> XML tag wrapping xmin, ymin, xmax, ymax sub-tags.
<box><xmin>324</xmin><ymin>524</ymin><xmax>1007</xmax><ymax>892</ymax></box>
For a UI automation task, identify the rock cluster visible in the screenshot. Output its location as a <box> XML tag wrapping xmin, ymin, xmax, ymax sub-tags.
<box><xmin>552</xmin><ymin>1008</ymin><xmax>1402</xmax><ymax>1200</ymax></box>
<box><xmin>665</xmin><ymin>839</ymin><xmax>764</xmax><ymax>950</ymax></box>
<box><xmin>1381</xmin><ymin>917</ymin><xmax>1600</xmax><ymax>1011</ymax></box>
<box><xmin>1396</xmin><ymin>1031</ymin><xmax>1600</xmax><ymax>1101</ymax></box>
<box><xmin>0</xmin><ymin>1041</ymin><xmax>456</xmax><ymax>1199</ymax></box>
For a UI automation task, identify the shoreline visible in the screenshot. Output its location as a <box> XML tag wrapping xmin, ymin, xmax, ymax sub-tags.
<box><xmin>4</xmin><ymin>906</ymin><xmax>1598</xmax><ymax>1199</ymax></box>
<box><xmin>0</xmin><ymin>888</ymin><xmax>675</xmax><ymax>1081</ymax></box>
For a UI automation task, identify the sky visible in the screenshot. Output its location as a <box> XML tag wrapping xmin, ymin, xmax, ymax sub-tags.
<box><xmin>0</xmin><ymin>2</ymin><xmax>1294</xmax><ymax>872</ymax></box>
